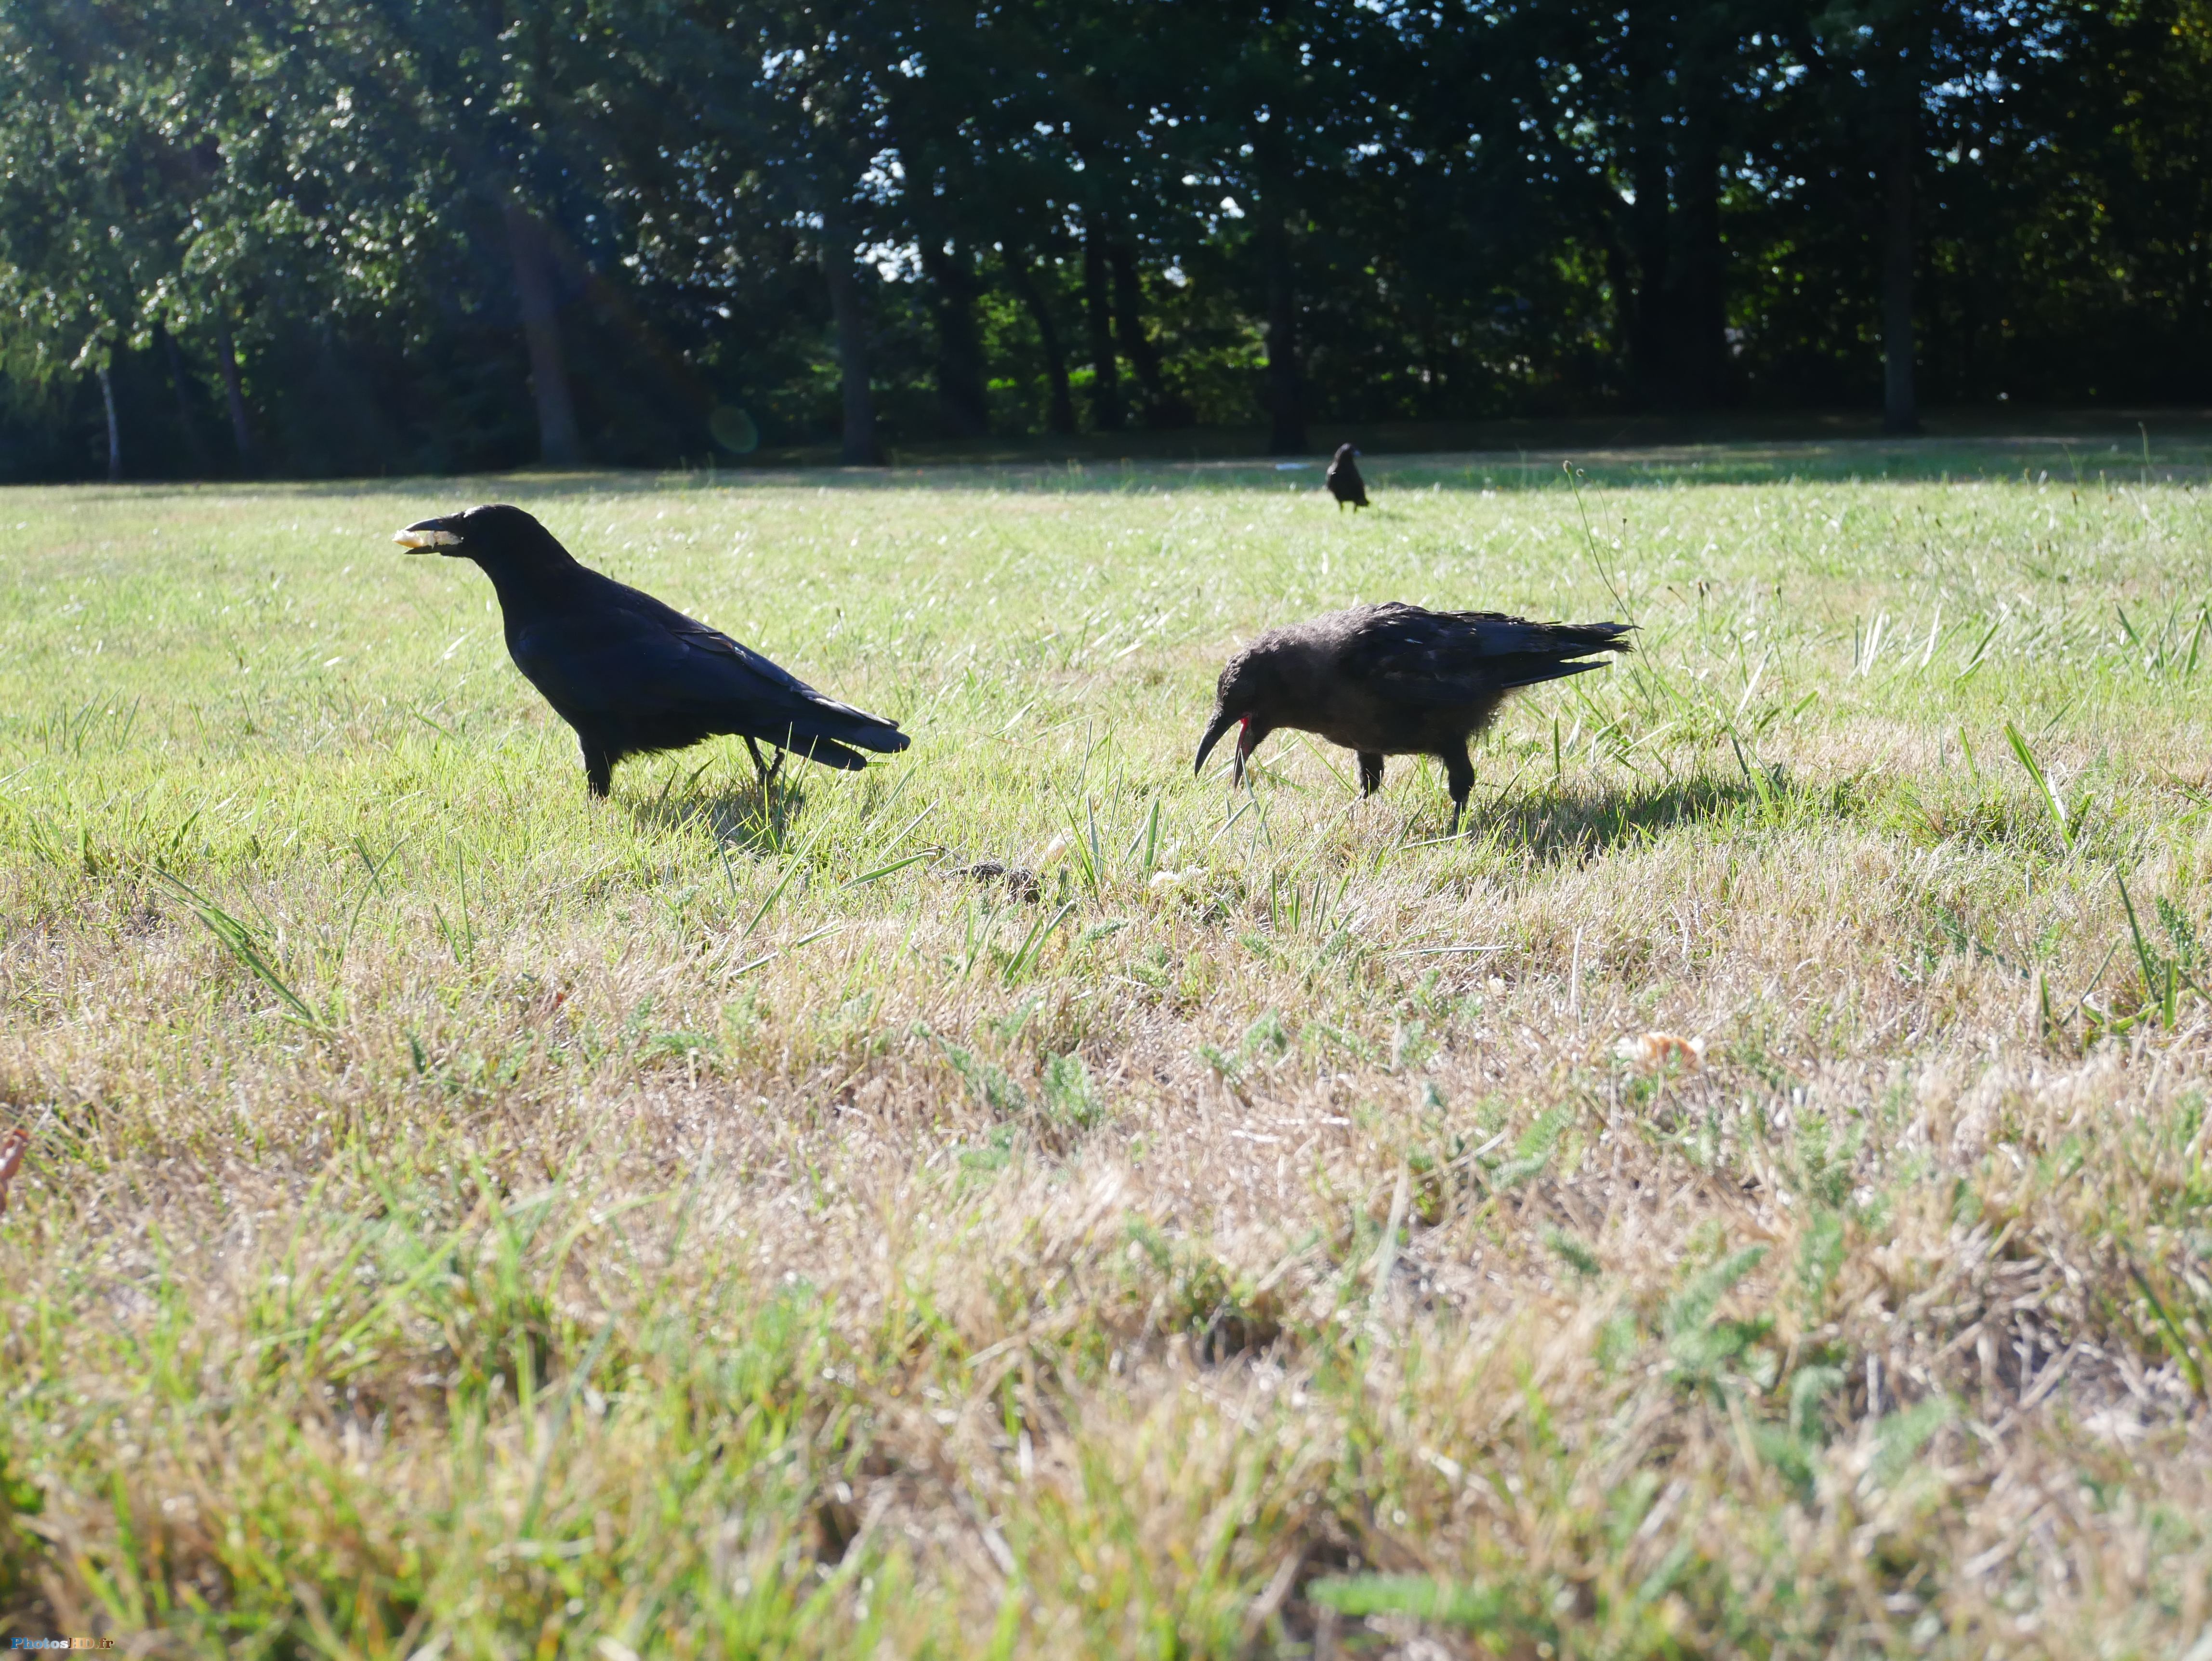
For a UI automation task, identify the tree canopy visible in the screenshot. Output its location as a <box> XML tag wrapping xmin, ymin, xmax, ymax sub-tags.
<box><xmin>0</xmin><ymin>0</ymin><xmax>2203</xmax><ymax>478</ymax></box>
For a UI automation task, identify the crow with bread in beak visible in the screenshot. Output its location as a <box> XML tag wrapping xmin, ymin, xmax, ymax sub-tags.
<box><xmin>1195</xmin><ymin>602</ymin><xmax>1631</xmax><ymax>834</ymax></box>
<box><xmin>395</xmin><ymin>503</ymin><xmax>909</xmax><ymax>798</ymax></box>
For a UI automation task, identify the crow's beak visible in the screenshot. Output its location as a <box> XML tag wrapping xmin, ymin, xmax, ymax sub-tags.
<box><xmin>1194</xmin><ymin>707</ymin><xmax>1242</xmax><ymax>777</ymax></box>
<box><xmin>393</xmin><ymin>516</ymin><xmax>465</xmax><ymax>555</ymax></box>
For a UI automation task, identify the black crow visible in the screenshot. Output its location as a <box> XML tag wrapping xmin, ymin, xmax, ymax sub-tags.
<box><xmin>1326</xmin><ymin>444</ymin><xmax>1368</xmax><ymax>510</ymax></box>
<box><xmin>1194</xmin><ymin>603</ymin><xmax>1631</xmax><ymax>833</ymax></box>
<box><xmin>395</xmin><ymin>504</ymin><xmax>909</xmax><ymax>798</ymax></box>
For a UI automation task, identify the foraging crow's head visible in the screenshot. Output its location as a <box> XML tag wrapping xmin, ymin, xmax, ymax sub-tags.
<box><xmin>1333</xmin><ymin>443</ymin><xmax>1360</xmax><ymax>461</ymax></box>
<box><xmin>1194</xmin><ymin>643</ymin><xmax>1286</xmax><ymax>784</ymax></box>
<box><xmin>393</xmin><ymin>504</ymin><xmax>572</xmax><ymax>571</ymax></box>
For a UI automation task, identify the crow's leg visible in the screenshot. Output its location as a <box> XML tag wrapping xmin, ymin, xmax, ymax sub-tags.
<box><xmin>743</xmin><ymin>736</ymin><xmax>788</xmax><ymax>788</ymax></box>
<box><xmin>1441</xmin><ymin>742</ymin><xmax>1475</xmax><ymax>837</ymax></box>
<box><xmin>744</xmin><ymin>737</ymin><xmax>791</xmax><ymax>830</ymax></box>
<box><xmin>582</xmin><ymin>740</ymin><xmax>614</xmax><ymax>800</ymax></box>
<box><xmin>1357</xmin><ymin>751</ymin><xmax>1385</xmax><ymax>797</ymax></box>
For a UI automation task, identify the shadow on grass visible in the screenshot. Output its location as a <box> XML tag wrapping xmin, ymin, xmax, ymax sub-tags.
<box><xmin>86</xmin><ymin>408</ymin><xmax>2209</xmax><ymax>504</ymax></box>
<box><xmin>628</xmin><ymin>778</ymin><xmax>810</xmax><ymax>855</ymax></box>
<box><xmin>1466</xmin><ymin>773</ymin><xmax>1767</xmax><ymax>862</ymax></box>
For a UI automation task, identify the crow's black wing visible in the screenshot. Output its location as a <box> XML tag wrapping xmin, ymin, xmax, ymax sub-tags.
<box><xmin>1343</xmin><ymin>604</ymin><xmax>1631</xmax><ymax>702</ymax></box>
<box><xmin>510</xmin><ymin>581</ymin><xmax>907</xmax><ymax>753</ymax></box>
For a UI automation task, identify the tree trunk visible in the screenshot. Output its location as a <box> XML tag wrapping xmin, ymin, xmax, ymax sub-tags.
<box><xmin>501</xmin><ymin>198</ymin><xmax>584</xmax><ymax>466</ymax></box>
<box><xmin>920</xmin><ymin>243</ymin><xmax>990</xmax><ymax>439</ymax></box>
<box><xmin>1604</xmin><ymin>241</ymin><xmax>1636</xmax><ymax>383</ymax></box>
<box><xmin>1882</xmin><ymin>97</ymin><xmax>1919</xmax><ymax>434</ymax></box>
<box><xmin>1261</xmin><ymin>204</ymin><xmax>1304</xmax><ymax>455</ymax></box>
<box><xmin>212</xmin><ymin>299</ymin><xmax>257</xmax><ymax>472</ymax></box>
<box><xmin>1625</xmin><ymin>0</ymin><xmax>1673</xmax><ymax>408</ymax></box>
<box><xmin>97</xmin><ymin>356</ymin><xmax>120</xmax><ymax>483</ymax></box>
<box><xmin>1004</xmin><ymin>255</ymin><xmax>1076</xmax><ymax>436</ymax></box>
<box><xmin>819</xmin><ymin>216</ymin><xmax>883</xmax><ymax>465</ymax></box>
<box><xmin>1080</xmin><ymin>220</ymin><xmax>1123</xmax><ymax>433</ymax></box>
<box><xmin>1672</xmin><ymin>110</ymin><xmax>1728</xmax><ymax>410</ymax></box>
<box><xmin>1108</xmin><ymin>241</ymin><xmax>1185</xmax><ymax>428</ymax></box>
<box><xmin>159</xmin><ymin>325</ymin><xmax>213</xmax><ymax>474</ymax></box>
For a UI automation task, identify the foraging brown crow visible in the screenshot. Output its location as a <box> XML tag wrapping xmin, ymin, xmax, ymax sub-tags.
<box><xmin>395</xmin><ymin>504</ymin><xmax>909</xmax><ymax>798</ymax></box>
<box><xmin>1326</xmin><ymin>443</ymin><xmax>1368</xmax><ymax>510</ymax></box>
<box><xmin>1194</xmin><ymin>603</ymin><xmax>1631</xmax><ymax>833</ymax></box>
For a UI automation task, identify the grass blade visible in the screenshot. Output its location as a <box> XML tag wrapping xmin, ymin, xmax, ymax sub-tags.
<box><xmin>2129</xmin><ymin>1262</ymin><xmax>2206</xmax><ymax>1398</ymax></box>
<box><xmin>843</xmin><ymin>849</ymin><xmax>936</xmax><ymax>889</ymax></box>
<box><xmin>1003</xmin><ymin>900</ymin><xmax>1077</xmax><ymax>985</ymax></box>
<box><xmin>2116</xmin><ymin>873</ymin><xmax>2163</xmax><ymax>1017</ymax></box>
<box><xmin>155</xmin><ymin>873</ymin><xmax>323</xmax><ymax>1028</ymax></box>
<box><xmin>2003</xmin><ymin>721</ymin><xmax>2074</xmax><ymax>850</ymax></box>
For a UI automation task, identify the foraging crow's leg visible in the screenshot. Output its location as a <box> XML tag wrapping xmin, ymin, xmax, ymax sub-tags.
<box><xmin>582</xmin><ymin>741</ymin><xmax>613</xmax><ymax>800</ymax></box>
<box><xmin>744</xmin><ymin>735</ymin><xmax>787</xmax><ymax>788</ymax></box>
<box><xmin>1357</xmin><ymin>751</ymin><xmax>1385</xmax><ymax>797</ymax></box>
<box><xmin>1441</xmin><ymin>741</ymin><xmax>1475</xmax><ymax>837</ymax></box>
<box><xmin>743</xmin><ymin>736</ymin><xmax>790</xmax><ymax>822</ymax></box>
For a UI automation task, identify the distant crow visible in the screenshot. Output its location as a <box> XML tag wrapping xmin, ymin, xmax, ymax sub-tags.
<box><xmin>395</xmin><ymin>504</ymin><xmax>909</xmax><ymax>797</ymax></box>
<box><xmin>1195</xmin><ymin>603</ymin><xmax>1631</xmax><ymax>833</ymax></box>
<box><xmin>1326</xmin><ymin>443</ymin><xmax>1368</xmax><ymax>510</ymax></box>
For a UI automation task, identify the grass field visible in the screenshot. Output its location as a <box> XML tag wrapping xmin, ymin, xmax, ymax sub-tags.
<box><xmin>4</xmin><ymin>431</ymin><xmax>2212</xmax><ymax>1657</ymax></box>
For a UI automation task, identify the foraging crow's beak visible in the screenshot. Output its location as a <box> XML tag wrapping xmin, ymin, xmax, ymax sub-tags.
<box><xmin>393</xmin><ymin>516</ymin><xmax>465</xmax><ymax>555</ymax></box>
<box><xmin>1194</xmin><ymin>707</ymin><xmax>1248</xmax><ymax>779</ymax></box>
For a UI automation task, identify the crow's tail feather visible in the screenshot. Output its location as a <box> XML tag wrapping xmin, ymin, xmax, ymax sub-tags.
<box><xmin>1489</xmin><ymin>621</ymin><xmax>1633</xmax><ymax>692</ymax></box>
<box><xmin>749</xmin><ymin>699</ymin><xmax>909</xmax><ymax>762</ymax></box>
<box><xmin>1493</xmin><ymin>657</ymin><xmax>1613</xmax><ymax>692</ymax></box>
<box><xmin>791</xmin><ymin>735</ymin><xmax>869</xmax><ymax>771</ymax></box>
<box><xmin>1543</xmin><ymin>620</ymin><xmax>1635</xmax><ymax>655</ymax></box>
<box><xmin>796</xmin><ymin>699</ymin><xmax>910</xmax><ymax>755</ymax></box>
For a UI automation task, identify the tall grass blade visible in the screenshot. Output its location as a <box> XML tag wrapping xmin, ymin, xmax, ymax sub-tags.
<box><xmin>843</xmin><ymin>849</ymin><xmax>935</xmax><ymax>889</ymax></box>
<box><xmin>155</xmin><ymin>873</ymin><xmax>322</xmax><ymax>1028</ymax></box>
<box><xmin>2128</xmin><ymin>1262</ymin><xmax>2206</xmax><ymax>1398</ymax></box>
<box><xmin>2003</xmin><ymin>721</ymin><xmax>2074</xmax><ymax>850</ymax></box>
<box><xmin>1003</xmin><ymin>900</ymin><xmax>1077</xmax><ymax>985</ymax></box>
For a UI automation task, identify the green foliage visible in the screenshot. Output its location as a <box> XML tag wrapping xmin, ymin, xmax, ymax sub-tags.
<box><xmin>1663</xmin><ymin>1245</ymin><xmax>1777</xmax><ymax>1397</ymax></box>
<box><xmin>1200</xmin><ymin>1008</ymin><xmax>1292</xmax><ymax>1084</ymax></box>
<box><xmin>1308</xmin><ymin>1574</ymin><xmax>1515</xmax><ymax>1632</ymax></box>
<box><xmin>928</xmin><ymin>1029</ymin><xmax>1031</xmax><ymax>1120</ymax></box>
<box><xmin>1871</xmin><ymin>1397</ymin><xmax>1959</xmax><ymax>1488</ymax></box>
<box><xmin>0</xmin><ymin>0</ymin><xmax>2205</xmax><ymax>477</ymax></box>
<box><xmin>1040</xmin><ymin>1052</ymin><xmax>1105</xmax><ymax>1132</ymax></box>
<box><xmin>0</xmin><ymin>1434</ymin><xmax>47</xmax><ymax>1612</ymax></box>
<box><xmin>1543</xmin><ymin>1226</ymin><xmax>1604</xmax><ymax>1281</ymax></box>
<box><xmin>1491</xmin><ymin>1106</ymin><xmax>1574</xmax><ymax>1190</ymax></box>
<box><xmin>1796</xmin><ymin>1208</ymin><xmax>1848</xmax><ymax>1314</ymax></box>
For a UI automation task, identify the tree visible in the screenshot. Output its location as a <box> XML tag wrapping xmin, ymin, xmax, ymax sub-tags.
<box><xmin>0</xmin><ymin>0</ymin><xmax>205</xmax><ymax>479</ymax></box>
<box><xmin>0</xmin><ymin>0</ymin><xmax>2205</xmax><ymax>479</ymax></box>
<box><xmin>628</xmin><ymin>0</ymin><xmax>896</xmax><ymax>464</ymax></box>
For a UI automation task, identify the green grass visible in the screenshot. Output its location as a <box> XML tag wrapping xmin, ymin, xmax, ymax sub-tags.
<box><xmin>3</xmin><ymin>434</ymin><xmax>2212</xmax><ymax>1657</ymax></box>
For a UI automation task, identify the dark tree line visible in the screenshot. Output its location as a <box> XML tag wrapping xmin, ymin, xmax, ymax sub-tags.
<box><xmin>0</xmin><ymin>0</ymin><xmax>2203</xmax><ymax>480</ymax></box>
